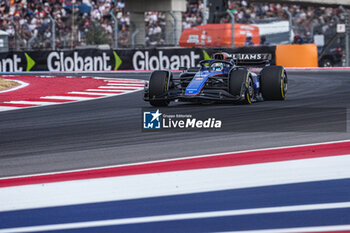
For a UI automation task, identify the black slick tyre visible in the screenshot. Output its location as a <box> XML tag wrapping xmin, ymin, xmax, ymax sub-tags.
<box><xmin>229</xmin><ymin>69</ymin><xmax>253</xmax><ymax>104</ymax></box>
<box><xmin>260</xmin><ymin>66</ymin><xmax>287</xmax><ymax>100</ymax></box>
<box><xmin>148</xmin><ymin>70</ymin><xmax>170</xmax><ymax>107</ymax></box>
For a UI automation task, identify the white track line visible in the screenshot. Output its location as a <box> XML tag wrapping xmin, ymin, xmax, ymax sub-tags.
<box><xmin>106</xmin><ymin>83</ymin><xmax>144</xmax><ymax>86</ymax></box>
<box><xmin>0</xmin><ymin>106</ymin><xmax>20</xmax><ymax>111</ymax></box>
<box><xmin>220</xmin><ymin>225</ymin><xmax>350</xmax><ymax>233</ymax></box>
<box><xmin>68</xmin><ymin>92</ymin><xmax>117</xmax><ymax>96</ymax></box>
<box><xmin>40</xmin><ymin>96</ymin><xmax>93</xmax><ymax>101</ymax></box>
<box><xmin>1</xmin><ymin>202</ymin><xmax>349</xmax><ymax>233</ymax></box>
<box><xmin>98</xmin><ymin>86</ymin><xmax>140</xmax><ymax>89</ymax></box>
<box><xmin>94</xmin><ymin>77</ymin><xmax>146</xmax><ymax>82</ymax></box>
<box><xmin>85</xmin><ymin>89</ymin><xmax>125</xmax><ymax>92</ymax></box>
<box><xmin>105</xmin><ymin>80</ymin><xmax>146</xmax><ymax>83</ymax></box>
<box><xmin>4</xmin><ymin>101</ymin><xmax>60</xmax><ymax>106</ymax></box>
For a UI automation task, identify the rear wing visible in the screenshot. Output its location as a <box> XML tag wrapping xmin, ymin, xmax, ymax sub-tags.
<box><xmin>232</xmin><ymin>53</ymin><xmax>272</xmax><ymax>67</ymax></box>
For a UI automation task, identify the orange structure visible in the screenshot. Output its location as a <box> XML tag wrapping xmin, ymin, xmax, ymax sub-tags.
<box><xmin>179</xmin><ymin>24</ymin><xmax>260</xmax><ymax>48</ymax></box>
<box><xmin>276</xmin><ymin>44</ymin><xmax>318</xmax><ymax>67</ymax></box>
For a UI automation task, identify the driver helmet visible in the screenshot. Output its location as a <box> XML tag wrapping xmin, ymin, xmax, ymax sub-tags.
<box><xmin>211</xmin><ymin>62</ymin><xmax>224</xmax><ymax>71</ymax></box>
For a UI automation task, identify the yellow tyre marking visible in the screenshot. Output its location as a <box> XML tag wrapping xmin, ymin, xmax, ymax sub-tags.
<box><xmin>246</xmin><ymin>92</ymin><xmax>252</xmax><ymax>104</ymax></box>
<box><xmin>280</xmin><ymin>70</ymin><xmax>285</xmax><ymax>99</ymax></box>
<box><xmin>246</xmin><ymin>72</ymin><xmax>250</xmax><ymax>88</ymax></box>
<box><xmin>246</xmin><ymin>72</ymin><xmax>252</xmax><ymax>104</ymax></box>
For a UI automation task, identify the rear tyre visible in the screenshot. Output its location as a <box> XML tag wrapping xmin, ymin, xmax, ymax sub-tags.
<box><xmin>148</xmin><ymin>70</ymin><xmax>170</xmax><ymax>107</ymax></box>
<box><xmin>260</xmin><ymin>66</ymin><xmax>287</xmax><ymax>100</ymax></box>
<box><xmin>229</xmin><ymin>69</ymin><xmax>253</xmax><ymax>104</ymax></box>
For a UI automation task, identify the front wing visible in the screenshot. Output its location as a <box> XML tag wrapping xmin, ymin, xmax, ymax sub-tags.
<box><xmin>144</xmin><ymin>87</ymin><xmax>245</xmax><ymax>103</ymax></box>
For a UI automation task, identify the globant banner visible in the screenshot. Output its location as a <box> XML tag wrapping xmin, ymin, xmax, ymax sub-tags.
<box><xmin>0</xmin><ymin>46</ymin><xmax>276</xmax><ymax>72</ymax></box>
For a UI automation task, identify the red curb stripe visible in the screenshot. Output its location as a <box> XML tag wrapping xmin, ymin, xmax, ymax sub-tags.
<box><xmin>1</xmin><ymin>141</ymin><xmax>349</xmax><ymax>188</ymax></box>
<box><xmin>0</xmin><ymin>103</ymin><xmax>38</xmax><ymax>107</ymax></box>
<box><xmin>311</xmin><ymin>231</ymin><xmax>350</xmax><ymax>233</ymax></box>
<box><xmin>310</xmin><ymin>231</ymin><xmax>350</xmax><ymax>233</ymax></box>
<box><xmin>0</xmin><ymin>76</ymin><xmax>143</xmax><ymax>113</ymax></box>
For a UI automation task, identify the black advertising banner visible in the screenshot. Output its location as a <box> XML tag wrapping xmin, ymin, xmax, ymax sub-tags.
<box><xmin>0</xmin><ymin>46</ymin><xmax>276</xmax><ymax>72</ymax></box>
<box><xmin>0</xmin><ymin>51</ymin><xmax>36</xmax><ymax>72</ymax></box>
<box><xmin>0</xmin><ymin>49</ymin><xmax>118</xmax><ymax>72</ymax></box>
<box><xmin>123</xmin><ymin>48</ymin><xmax>207</xmax><ymax>70</ymax></box>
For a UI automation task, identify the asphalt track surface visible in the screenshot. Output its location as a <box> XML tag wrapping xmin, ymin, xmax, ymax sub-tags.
<box><xmin>0</xmin><ymin>71</ymin><xmax>349</xmax><ymax>177</ymax></box>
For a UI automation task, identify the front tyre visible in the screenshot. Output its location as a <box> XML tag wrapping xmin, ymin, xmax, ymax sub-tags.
<box><xmin>148</xmin><ymin>70</ymin><xmax>170</xmax><ymax>107</ymax></box>
<box><xmin>260</xmin><ymin>66</ymin><xmax>287</xmax><ymax>100</ymax></box>
<box><xmin>229</xmin><ymin>69</ymin><xmax>254</xmax><ymax>104</ymax></box>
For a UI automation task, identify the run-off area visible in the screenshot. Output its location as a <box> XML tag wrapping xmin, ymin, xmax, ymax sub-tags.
<box><xmin>0</xmin><ymin>141</ymin><xmax>350</xmax><ymax>233</ymax></box>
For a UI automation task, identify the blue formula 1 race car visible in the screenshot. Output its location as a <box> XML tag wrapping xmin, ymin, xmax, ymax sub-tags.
<box><xmin>144</xmin><ymin>52</ymin><xmax>287</xmax><ymax>107</ymax></box>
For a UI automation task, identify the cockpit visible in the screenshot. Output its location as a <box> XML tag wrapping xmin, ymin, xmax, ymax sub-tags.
<box><xmin>210</xmin><ymin>62</ymin><xmax>224</xmax><ymax>71</ymax></box>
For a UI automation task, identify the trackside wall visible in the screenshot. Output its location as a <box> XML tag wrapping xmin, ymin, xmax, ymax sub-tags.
<box><xmin>0</xmin><ymin>45</ymin><xmax>318</xmax><ymax>72</ymax></box>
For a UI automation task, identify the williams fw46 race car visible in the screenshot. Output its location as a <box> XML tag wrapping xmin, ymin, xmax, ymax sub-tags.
<box><xmin>144</xmin><ymin>52</ymin><xmax>287</xmax><ymax>106</ymax></box>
